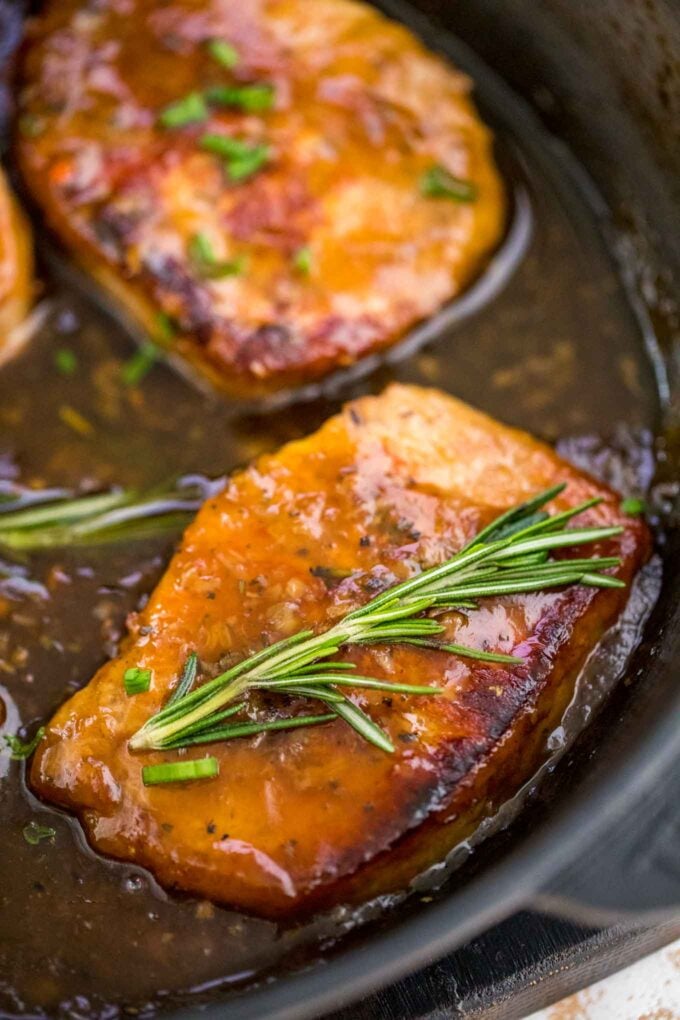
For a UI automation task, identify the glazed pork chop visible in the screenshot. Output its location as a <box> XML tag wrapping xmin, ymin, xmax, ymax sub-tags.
<box><xmin>0</xmin><ymin>167</ymin><xmax>33</xmax><ymax>366</ymax></box>
<box><xmin>31</xmin><ymin>385</ymin><xmax>648</xmax><ymax>918</ymax></box>
<box><xmin>16</xmin><ymin>0</ymin><xmax>504</xmax><ymax>397</ymax></box>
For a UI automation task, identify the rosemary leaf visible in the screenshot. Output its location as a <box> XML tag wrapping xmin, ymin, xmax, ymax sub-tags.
<box><xmin>161</xmin><ymin>713</ymin><xmax>335</xmax><ymax>749</ymax></box>
<box><xmin>166</xmin><ymin>652</ymin><xmax>199</xmax><ymax>707</ymax></box>
<box><xmin>331</xmin><ymin>698</ymin><xmax>394</xmax><ymax>753</ymax></box>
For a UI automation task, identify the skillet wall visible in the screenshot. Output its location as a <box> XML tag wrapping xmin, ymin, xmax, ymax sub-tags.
<box><xmin>422</xmin><ymin>0</ymin><xmax>680</xmax><ymax>287</ymax></box>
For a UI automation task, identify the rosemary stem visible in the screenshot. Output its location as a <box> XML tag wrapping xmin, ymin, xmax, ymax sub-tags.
<box><xmin>128</xmin><ymin>486</ymin><xmax>626</xmax><ymax>756</ymax></box>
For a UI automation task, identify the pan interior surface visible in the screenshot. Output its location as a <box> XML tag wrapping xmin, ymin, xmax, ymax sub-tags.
<box><xmin>0</xmin><ymin>0</ymin><xmax>676</xmax><ymax>1017</ymax></box>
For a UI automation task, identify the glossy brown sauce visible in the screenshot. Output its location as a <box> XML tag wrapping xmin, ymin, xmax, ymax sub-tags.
<box><xmin>0</xmin><ymin>2</ymin><xmax>667</xmax><ymax>1016</ymax></box>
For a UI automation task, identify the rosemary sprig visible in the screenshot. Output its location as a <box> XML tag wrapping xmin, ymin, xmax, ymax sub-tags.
<box><xmin>0</xmin><ymin>476</ymin><xmax>222</xmax><ymax>552</ymax></box>
<box><xmin>130</xmin><ymin>484</ymin><xmax>625</xmax><ymax>756</ymax></box>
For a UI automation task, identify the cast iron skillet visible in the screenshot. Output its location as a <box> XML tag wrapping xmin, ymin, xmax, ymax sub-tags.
<box><xmin>178</xmin><ymin>2</ymin><xmax>680</xmax><ymax>1016</ymax></box>
<box><xmin>2</xmin><ymin>1</ymin><xmax>678</xmax><ymax>1017</ymax></box>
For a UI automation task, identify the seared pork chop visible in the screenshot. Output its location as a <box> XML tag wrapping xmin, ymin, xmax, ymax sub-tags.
<box><xmin>31</xmin><ymin>385</ymin><xmax>648</xmax><ymax>917</ymax></box>
<box><xmin>0</xmin><ymin>167</ymin><xmax>33</xmax><ymax>366</ymax></box>
<box><xmin>17</xmin><ymin>0</ymin><xmax>504</xmax><ymax>397</ymax></box>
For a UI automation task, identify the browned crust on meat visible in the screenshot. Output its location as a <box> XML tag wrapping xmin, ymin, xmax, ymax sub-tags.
<box><xmin>31</xmin><ymin>385</ymin><xmax>649</xmax><ymax>917</ymax></box>
<box><xmin>16</xmin><ymin>0</ymin><xmax>504</xmax><ymax>396</ymax></box>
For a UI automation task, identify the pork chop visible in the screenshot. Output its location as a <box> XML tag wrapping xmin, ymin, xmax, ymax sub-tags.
<box><xmin>31</xmin><ymin>385</ymin><xmax>649</xmax><ymax>916</ymax></box>
<box><xmin>0</xmin><ymin>168</ymin><xmax>33</xmax><ymax>367</ymax></box>
<box><xmin>16</xmin><ymin>0</ymin><xmax>504</xmax><ymax>396</ymax></box>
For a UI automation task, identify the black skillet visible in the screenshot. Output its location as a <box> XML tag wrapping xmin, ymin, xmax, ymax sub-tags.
<box><xmin>0</xmin><ymin>1</ymin><xmax>678</xmax><ymax>1017</ymax></box>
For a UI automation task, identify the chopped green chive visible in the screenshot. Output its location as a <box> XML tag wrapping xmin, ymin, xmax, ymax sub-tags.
<box><xmin>200</xmin><ymin>133</ymin><xmax>270</xmax><ymax>181</ymax></box>
<box><xmin>124</xmin><ymin>666</ymin><xmax>152</xmax><ymax>696</ymax></box>
<box><xmin>121</xmin><ymin>343</ymin><xmax>159</xmax><ymax>387</ymax></box>
<box><xmin>142</xmin><ymin>756</ymin><xmax>219</xmax><ymax>786</ymax></box>
<box><xmin>189</xmin><ymin>231</ymin><xmax>217</xmax><ymax>267</ymax></box>
<box><xmin>206</xmin><ymin>38</ymin><xmax>239</xmax><ymax>69</ymax></box>
<box><xmin>54</xmin><ymin>348</ymin><xmax>78</xmax><ymax>376</ymax></box>
<box><xmin>207</xmin><ymin>255</ymin><xmax>246</xmax><ymax>279</ymax></box>
<box><xmin>188</xmin><ymin>232</ymin><xmax>245</xmax><ymax>279</ymax></box>
<box><xmin>155</xmin><ymin>312</ymin><xmax>177</xmax><ymax>345</ymax></box>
<box><xmin>620</xmin><ymin>497</ymin><xmax>646</xmax><ymax>516</ymax></box>
<box><xmin>159</xmin><ymin>92</ymin><xmax>208</xmax><ymax>129</ymax></box>
<box><xmin>23</xmin><ymin>820</ymin><xmax>56</xmax><ymax>845</ymax></box>
<box><xmin>420</xmin><ymin>164</ymin><xmax>477</xmax><ymax>203</ymax></box>
<box><xmin>204</xmin><ymin>83</ymin><xmax>275</xmax><ymax>113</ymax></box>
<box><xmin>4</xmin><ymin>726</ymin><xmax>45</xmax><ymax>760</ymax></box>
<box><xmin>225</xmin><ymin>145</ymin><xmax>269</xmax><ymax>182</ymax></box>
<box><xmin>200</xmin><ymin>133</ymin><xmax>257</xmax><ymax>159</ymax></box>
<box><xmin>293</xmin><ymin>246</ymin><xmax>313</xmax><ymax>275</ymax></box>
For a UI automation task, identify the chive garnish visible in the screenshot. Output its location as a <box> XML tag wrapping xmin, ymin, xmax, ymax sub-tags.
<box><xmin>54</xmin><ymin>348</ymin><xmax>78</xmax><ymax>376</ymax></box>
<box><xmin>206</xmin><ymin>38</ymin><xmax>239</xmax><ymax>69</ymax></box>
<box><xmin>141</xmin><ymin>757</ymin><xmax>219</xmax><ymax>786</ymax></box>
<box><xmin>155</xmin><ymin>312</ymin><xmax>177</xmax><ymax>345</ymax></box>
<box><xmin>620</xmin><ymin>497</ymin><xmax>646</xmax><ymax>516</ymax></box>
<box><xmin>124</xmin><ymin>667</ymin><xmax>152</xmax><ymax>696</ymax></box>
<box><xmin>200</xmin><ymin>133</ymin><xmax>269</xmax><ymax>181</ymax></box>
<box><xmin>189</xmin><ymin>232</ymin><xmax>217</xmax><ymax>267</ymax></box>
<box><xmin>121</xmin><ymin>343</ymin><xmax>159</xmax><ymax>386</ymax></box>
<box><xmin>225</xmin><ymin>145</ymin><xmax>269</xmax><ymax>182</ymax></box>
<box><xmin>188</xmin><ymin>232</ymin><xmax>246</xmax><ymax>279</ymax></box>
<box><xmin>159</xmin><ymin>92</ymin><xmax>208</xmax><ymax>129</ymax></box>
<box><xmin>204</xmin><ymin>83</ymin><xmax>275</xmax><ymax>113</ymax></box>
<box><xmin>200</xmin><ymin>133</ymin><xmax>255</xmax><ymax>159</ymax></box>
<box><xmin>130</xmin><ymin>485</ymin><xmax>626</xmax><ymax>758</ymax></box>
<box><xmin>293</xmin><ymin>246</ymin><xmax>313</xmax><ymax>275</ymax></box>
<box><xmin>420</xmin><ymin>164</ymin><xmax>477</xmax><ymax>203</ymax></box>
<box><xmin>23</xmin><ymin>820</ymin><xmax>56</xmax><ymax>845</ymax></box>
<box><xmin>4</xmin><ymin>726</ymin><xmax>45</xmax><ymax>760</ymax></box>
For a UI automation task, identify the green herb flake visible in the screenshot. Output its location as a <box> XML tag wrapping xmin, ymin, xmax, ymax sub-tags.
<box><xmin>159</xmin><ymin>91</ymin><xmax>208</xmax><ymax>129</ymax></box>
<box><xmin>293</xmin><ymin>246</ymin><xmax>313</xmax><ymax>275</ymax></box>
<box><xmin>200</xmin><ymin>135</ymin><xmax>270</xmax><ymax>182</ymax></box>
<box><xmin>620</xmin><ymin>497</ymin><xmax>646</xmax><ymax>516</ymax></box>
<box><xmin>142</xmin><ymin>756</ymin><xmax>219</xmax><ymax>786</ymax></box>
<box><xmin>419</xmin><ymin>164</ymin><xmax>477</xmax><ymax>203</ymax></box>
<box><xmin>189</xmin><ymin>233</ymin><xmax>246</xmax><ymax>279</ymax></box>
<box><xmin>155</xmin><ymin>312</ymin><xmax>177</xmax><ymax>346</ymax></box>
<box><xmin>124</xmin><ymin>666</ymin><xmax>153</xmax><ymax>696</ymax></box>
<box><xmin>206</xmin><ymin>38</ymin><xmax>239</xmax><ymax>69</ymax></box>
<box><xmin>121</xmin><ymin>343</ymin><xmax>159</xmax><ymax>387</ymax></box>
<box><xmin>204</xmin><ymin>83</ymin><xmax>275</xmax><ymax>113</ymax></box>
<box><xmin>189</xmin><ymin>231</ymin><xmax>217</xmax><ymax>267</ymax></box>
<box><xmin>23</xmin><ymin>820</ymin><xmax>56</xmax><ymax>845</ymax></box>
<box><xmin>206</xmin><ymin>255</ymin><xmax>246</xmax><ymax>279</ymax></box>
<box><xmin>54</xmin><ymin>348</ymin><xmax>78</xmax><ymax>376</ymax></box>
<box><xmin>225</xmin><ymin>144</ymin><xmax>269</xmax><ymax>182</ymax></box>
<box><xmin>200</xmin><ymin>133</ymin><xmax>256</xmax><ymax>159</ymax></box>
<box><xmin>4</xmin><ymin>726</ymin><xmax>45</xmax><ymax>760</ymax></box>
